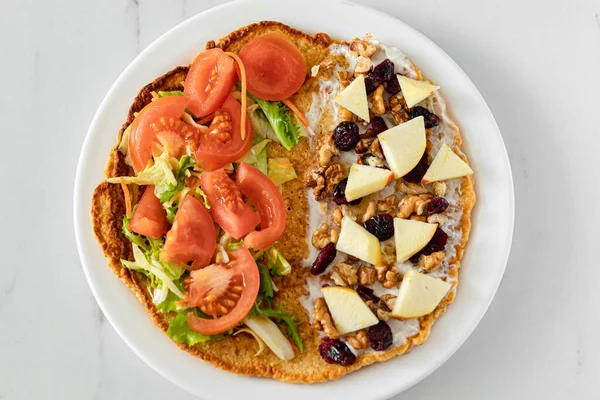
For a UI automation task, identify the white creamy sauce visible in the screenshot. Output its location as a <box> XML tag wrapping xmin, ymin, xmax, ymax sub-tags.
<box><xmin>299</xmin><ymin>38</ymin><xmax>465</xmax><ymax>354</ymax></box>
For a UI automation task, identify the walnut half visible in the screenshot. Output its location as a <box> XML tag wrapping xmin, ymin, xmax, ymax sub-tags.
<box><xmin>313</xmin><ymin>298</ymin><xmax>339</xmax><ymax>339</ymax></box>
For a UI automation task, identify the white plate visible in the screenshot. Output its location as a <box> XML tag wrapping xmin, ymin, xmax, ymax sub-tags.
<box><xmin>74</xmin><ymin>0</ymin><xmax>514</xmax><ymax>398</ymax></box>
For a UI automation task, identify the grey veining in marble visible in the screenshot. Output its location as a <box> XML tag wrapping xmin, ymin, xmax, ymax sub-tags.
<box><xmin>1</xmin><ymin>0</ymin><xmax>600</xmax><ymax>399</ymax></box>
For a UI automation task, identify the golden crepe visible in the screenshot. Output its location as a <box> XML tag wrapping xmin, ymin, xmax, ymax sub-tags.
<box><xmin>91</xmin><ymin>21</ymin><xmax>475</xmax><ymax>383</ymax></box>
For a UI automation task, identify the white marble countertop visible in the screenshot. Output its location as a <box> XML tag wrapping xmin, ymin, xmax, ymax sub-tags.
<box><xmin>2</xmin><ymin>0</ymin><xmax>600</xmax><ymax>398</ymax></box>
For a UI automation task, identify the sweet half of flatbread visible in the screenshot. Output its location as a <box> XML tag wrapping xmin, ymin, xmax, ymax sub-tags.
<box><xmin>91</xmin><ymin>21</ymin><xmax>475</xmax><ymax>383</ymax></box>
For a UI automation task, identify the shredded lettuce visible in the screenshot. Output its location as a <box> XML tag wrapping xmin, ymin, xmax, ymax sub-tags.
<box><xmin>167</xmin><ymin>311</ymin><xmax>213</xmax><ymax>346</ymax></box>
<box><xmin>266</xmin><ymin>247</ymin><xmax>292</xmax><ymax>276</ymax></box>
<box><xmin>240</xmin><ymin>136</ymin><xmax>270</xmax><ymax>175</ymax></box>
<box><xmin>226</xmin><ymin>240</ymin><xmax>244</xmax><ymax>251</ymax></box>
<box><xmin>257</xmin><ymin>263</ymin><xmax>274</xmax><ymax>300</ymax></box>
<box><xmin>253</xmin><ymin>304</ymin><xmax>303</xmax><ymax>352</ymax></box>
<box><xmin>122</xmin><ymin>214</ymin><xmax>150</xmax><ymax>252</ymax></box>
<box><xmin>267</xmin><ymin>158</ymin><xmax>297</xmax><ymax>187</ymax></box>
<box><xmin>248</xmin><ymin>94</ymin><xmax>300</xmax><ymax>150</ymax></box>
<box><xmin>157</xmin><ymin>290</ymin><xmax>187</xmax><ymax>313</ymax></box>
<box><xmin>157</xmin><ymin>90</ymin><xmax>184</xmax><ymax>98</ymax></box>
<box><xmin>121</xmin><ymin>244</ymin><xmax>184</xmax><ymax>299</ymax></box>
<box><xmin>107</xmin><ymin>151</ymin><xmax>177</xmax><ymax>201</ymax></box>
<box><xmin>247</xmin><ymin>104</ymin><xmax>276</xmax><ymax>139</ymax></box>
<box><xmin>159</xmin><ymin>155</ymin><xmax>195</xmax><ymax>203</ymax></box>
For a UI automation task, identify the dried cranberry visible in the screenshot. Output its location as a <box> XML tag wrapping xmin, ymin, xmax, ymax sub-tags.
<box><xmin>363</xmin><ymin>214</ymin><xmax>394</xmax><ymax>241</ymax></box>
<box><xmin>333</xmin><ymin>178</ymin><xmax>361</xmax><ymax>206</ymax></box>
<box><xmin>365</xmin><ymin>59</ymin><xmax>395</xmax><ymax>94</ymax></box>
<box><xmin>370</xmin><ymin>116</ymin><xmax>388</xmax><ymax>135</ymax></box>
<box><xmin>409</xmin><ymin>253</ymin><xmax>421</xmax><ymax>264</ymax></box>
<box><xmin>426</xmin><ymin>197</ymin><xmax>449</xmax><ymax>216</ymax></box>
<box><xmin>425</xmin><ymin>227</ymin><xmax>449</xmax><ymax>253</ymax></box>
<box><xmin>356</xmin><ymin>285</ymin><xmax>380</xmax><ymax>303</ymax></box>
<box><xmin>368</xmin><ymin>320</ymin><xmax>393</xmax><ymax>351</ymax></box>
<box><xmin>383</xmin><ymin>73</ymin><xmax>401</xmax><ymax>95</ymax></box>
<box><xmin>365</xmin><ymin>75</ymin><xmax>378</xmax><ymax>95</ymax></box>
<box><xmin>311</xmin><ymin>243</ymin><xmax>337</xmax><ymax>275</ymax></box>
<box><xmin>318</xmin><ymin>337</ymin><xmax>357</xmax><ymax>366</ymax></box>
<box><xmin>403</xmin><ymin>151</ymin><xmax>428</xmax><ymax>183</ymax></box>
<box><xmin>333</xmin><ymin>121</ymin><xmax>360</xmax><ymax>151</ymax></box>
<box><xmin>410</xmin><ymin>106</ymin><xmax>440</xmax><ymax>129</ymax></box>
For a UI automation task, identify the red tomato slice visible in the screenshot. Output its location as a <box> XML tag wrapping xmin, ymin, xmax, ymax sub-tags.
<box><xmin>200</xmin><ymin>169</ymin><xmax>260</xmax><ymax>239</ymax></box>
<box><xmin>187</xmin><ymin>246</ymin><xmax>259</xmax><ymax>335</ymax></box>
<box><xmin>238</xmin><ymin>33</ymin><xmax>306</xmax><ymax>101</ymax></box>
<box><xmin>160</xmin><ymin>195</ymin><xmax>216</xmax><ymax>270</ymax></box>
<box><xmin>128</xmin><ymin>96</ymin><xmax>193</xmax><ymax>173</ymax></box>
<box><xmin>129</xmin><ymin>185</ymin><xmax>168</xmax><ymax>239</ymax></box>
<box><xmin>195</xmin><ymin>96</ymin><xmax>254</xmax><ymax>171</ymax></box>
<box><xmin>236</xmin><ymin>162</ymin><xmax>286</xmax><ymax>250</ymax></box>
<box><xmin>185</xmin><ymin>48</ymin><xmax>237</xmax><ymax>117</ymax></box>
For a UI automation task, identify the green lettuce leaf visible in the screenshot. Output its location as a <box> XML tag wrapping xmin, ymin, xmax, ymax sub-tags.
<box><xmin>159</xmin><ymin>155</ymin><xmax>195</xmax><ymax>203</ymax></box>
<box><xmin>257</xmin><ymin>263</ymin><xmax>274</xmax><ymax>300</ymax></box>
<box><xmin>157</xmin><ymin>90</ymin><xmax>184</xmax><ymax>98</ymax></box>
<box><xmin>267</xmin><ymin>157</ymin><xmax>297</xmax><ymax>187</ymax></box>
<box><xmin>254</xmin><ymin>304</ymin><xmax>303</xmax><ymax>352</ymax></box>
<box><xmin>240</xmin><ymin>136</ymin><xmax>270</xmax><ymax>175</ymax></box>
<box><xmin>248</xmin><ymin>94</ymin><xmax>299</xmax><ymax>150</ymax></box>
<box><xmin>167</xmin><ymin>311</ymin><xmax>212</xmax><ymax>346</ymax></box>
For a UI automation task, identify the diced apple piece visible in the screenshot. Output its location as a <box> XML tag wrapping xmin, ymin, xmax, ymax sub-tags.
<box><xmin>422</xmin><ymin>143</ymin><xmax>474</xmax><ymax>183</ymax></box>
<box><xmin>391</xmin><ymin>270</ymin><xmax>451</xmax><ymax>318</ymax></box>
<box><xmin>336</xmin><ymin>217</ymin><xmax>382</xmax><ymax>266</ymax></box>
<box><xmin>378</xmin><ymin>117</ymin><xmax>426</xmax><ymax>179</ymax></box>
<box><xmin>394</xmin><ymin>218</ymin><xmax>437</xmax><ymax>262</ymax></box>
<box><xmin>334</xmin><ymin>74</ymin><xmax>370</xmax><ymax>122</ymax></box>
<box><xmin>322</xmin><ymin>286</ymin><xmax>379</xmax><ymax>335</ymax></box>
<box><xmin>397</xmin><ymin>76</ymin><xmax>440</xmax><ymax>108</ymax></box>
<box><xmin>345</xmin><ymin>163</ymin><xmax>394</xmax><ymax>202</ymax></box>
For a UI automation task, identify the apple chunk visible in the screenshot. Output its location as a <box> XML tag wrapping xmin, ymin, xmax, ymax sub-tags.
<box><xmin>391</xmin><ymin>270</ymin><xmax>451</xmax><ymax>318</ymax></box>
<box><xmin>322</xmin><ymin>286</ymin><xmax>379</xmax><ymax>335</ymax></box>
<box><xmin>378</xmin><ymin>116</ymin><xmax>427</xmax><ymax>179</ymax></box>
<box><xmin>345</xmin><ymin>163</ymin><xmax>394</xmax><ymax>202</ymax></box>
<box><xmin>422</xmin><ymin>143</ymin><xmax>474</xmax><ymax>183</ymax></box>
<box><xmin>394</xmin><ymin>218</ymin><xmax>438</xmax><ymax>262</ymax></box>
<box><xmin>397</xmin><ymin>76</ymin><xmax>440</xmax><ymax>108</ymax></box>
<box><xmin>336</xmin><ymin>217</ymin><xmax>382</xmax><ymax>266</ymax></box>
<box><xmin>334</xmin><ymin>74</ymin><xmax>370</xmax><ymax>122</ymax></box>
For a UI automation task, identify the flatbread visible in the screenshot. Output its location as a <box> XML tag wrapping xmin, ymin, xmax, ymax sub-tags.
<box><xmin>91</xmin><ymin>21</ymin><xmax>475</xmax><ymax>383</ymax></box>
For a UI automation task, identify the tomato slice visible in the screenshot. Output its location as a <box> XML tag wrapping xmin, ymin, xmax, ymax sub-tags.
<box><xmin>128</xmin><ymin>96</ymin><xmax>193</xmax><ymax>173</ymax></box>
<box><xmin>160</xmin><ymin>195</ymin><xmax>216</xmax><ymax>270</ymax></box>
<box><xmin>238</xmin><ymin>33</ymin><xmax>306</xmax><ymax>101</ymax></box>
<box><xmin>195</xmin><ymin>96</ymin><xmax>254</xmax><ymax>171</ymax></box>
<box><xmin>200</xmin><ymin>169</ymin><xmax>260</xmax><ymax>239</ymax></box>
<box><xmin>129</xmin><ymin>185</ymin><xmax>168</xmax><ymax>239</ymax></box>
<box><xmin>236</xmin><ymin>162</ymin><xmax>286</xmax><ymax>250</ymax></box>
<box><xmin>187</xmin><ymin>246</ymin><xmax>259</xmax><ymax>335</ymax></box>
<box><xmin>185</xmin><ymin>48</ymin><xmax>237</xmax><ymax>118</ymax></box>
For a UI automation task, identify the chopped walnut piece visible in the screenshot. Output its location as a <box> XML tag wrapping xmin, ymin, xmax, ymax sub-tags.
<box><xmin>410</xmin><ymin>215</ymin><xmax>427</xmax><ymax>222</ymax></box>
<box><xmin>370</xmin><ymin>85</ymin><xmax>387</xmax><ymax>115</ymax></box>
<box><xmin>377</xmin><ymin>194</ymin><xmax>399</xmax><ymax>213</ymax></box>
<box><xmin>416</xmin><ymin>199</ymin><xmax>431</xmax><ymax>216</ymax></box>
<box><xmin>332</xmin><ymin>263</ymin><xmax>358</xmax><ymax>286</ymax></box>
<box><xmin>312</xmin><ymin>163</ymin><xmax>344</xmax><ymax>200</ymax></box>
<box><xmin>358</xmin><ymin>265</ymin><xmax>376</xmax><ymax>285</ymax></box>
<box><xmin>377</xmin><ymin>308</ymin><xmax>392</xmax><ymax>321</ymax></box>
<box><xmin>397</xmin><ymin>194</ymin><xmax>434</xmax><ymax>219</ymax></box>
<box><xmin>389</xmin><ymin>93</ymin><xmax>411</xmax><ymax>125</ymax></box>
<box><xmin>375</xmin><ymin>264</ymin><xmax>388</xmax><ymax>282</ymax></box>
<box><xmin>427</xmin><ymin>213</ymin><xmax>449</xmax><ymax>225</ymax></box>
<box><xmin>418</xmin><ymin>251</ymin><xmax>445</xmax><ymax>272</ymax></box>
<box><xmin>396</xmin><ymin>179</ymin><xmax>428</xmax><ymax>195</ymax></box>
<box><xmin>354</xmin><ymin>56</ymin><xmax>373</xmax><ymax>77</ymax></box>
<box><xmin>313</xmin><ymin>298</ymin><xmax>339</xmax><ymax>339</ymax></box>
<box><xmin>336</xmin><ymin>71</ymin><xmax>353</xmax><ymax>122</ymax></box>
<box><xmin>312</xmin><ymin>223</ymin><xmax>332</xmax><ymax>249</ymax></box>
<box><xmin>362</xmin><ymin>201</ymin><xmax>377</xmax><ymax>222</ymax></box>
<box><xmin>333</xmin><ymin>205</ymin><xmax>355</xmax><ymax>226</ymax></box>
<box><xmin>383</xmin><ymin>270</ymin><xmax>400</xmax><ymax>289</ymax></box>
<box><xmin>355</xmin><ymin>137</ymin><xmax>374</xmax><ymax>154</ymax></box>
<box><xmin>369</xmin><ymin>138</ymin><xmax>384</xmax><ymax>159</ymax></box>
<box><xmin>317</xmin><ymin>131</ymin><xmax>338</xmax><ymax>167</ymax></box>
<box><xmin>380</xmin><ymin>294</ymin><xmax>397</xmax><ymax>310</ymax></box>
<box><xmin>433</xmin><ymin>181</ymin><xmax>447</xmax><ymax>197</ymax></box>
<box><xmin>346</xmin><ymin>330</ymin><xmax>369</xmax><ymax>350</ymax></box>
<box><xmin>311</xmin><ymin>64</ymin><xmax>320</xmax><ymax>77</ymax></box>
<box><xmin>349</xmin><ymin>39</ymin><xmax>377</xmax><ymax>58</ymax></box>
<box><xmin>330</xmin><ymin>228</ymin><xmax>339</xmax><ymax>244</ymax></box>
<box><xmin>316</xmin><ymin>58</ymin><xmax>336</xmax><ymax>80</ymax></box>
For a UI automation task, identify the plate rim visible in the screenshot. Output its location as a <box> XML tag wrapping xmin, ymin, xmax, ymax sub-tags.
<box><xmin>73</xmin><ymin>0</ymin><xmax>514</xmax><ymax>398</ymax></box>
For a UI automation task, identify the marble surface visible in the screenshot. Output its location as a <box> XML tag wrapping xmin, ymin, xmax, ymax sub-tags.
<box><xmin>1</xmin><ymin>0</ymin><xmax>600</xmax><ymax>398</ymax></box>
